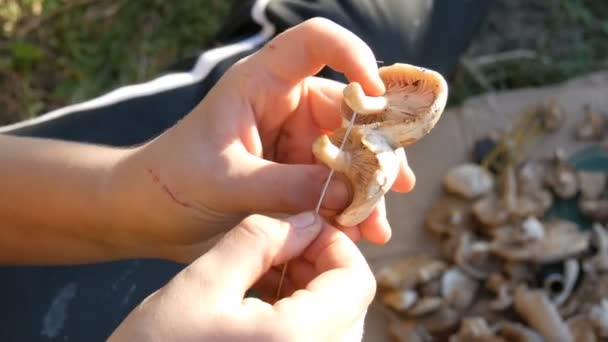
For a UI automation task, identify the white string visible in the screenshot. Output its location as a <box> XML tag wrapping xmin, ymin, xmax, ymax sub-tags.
<box><xmin>314</xmin><ymin>112</ymin><xmax>358</xmax><ymax>212</ymax></box>
<box><xmin>275</xmin><ymin>111</ymin><xmax>358</xmax><ymax>300</ymax></box>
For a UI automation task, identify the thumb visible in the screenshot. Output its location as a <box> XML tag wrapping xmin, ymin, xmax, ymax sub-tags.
<box><xmin>233</xmin><ymin>155</ymin><xmax>351</xmax><ymax>214</ymax></box>
<box><xmin>185</xmin><ymin>212</ymin><xmax>322</xmax><ymax>306</ymax></box>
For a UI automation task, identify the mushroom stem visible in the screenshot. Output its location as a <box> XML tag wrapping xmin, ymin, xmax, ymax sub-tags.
<box><xmin>343</xmin><ymin>82</ymin><xmax>388</xmax><ymax>114</ymax></box>
<box><xmin>545</xmin><ymin>259</ymin><xmax>579</xmax><ymax>307</ymax></box>
<box><xmin>513</xmin><ymin>285</ymin><xmax>573</xmax><ymax>342</ymax></box>
<box><xmin>312</xmin><ymin>134</ymin><xmax>350</xmax><ymax>172</ymax></box>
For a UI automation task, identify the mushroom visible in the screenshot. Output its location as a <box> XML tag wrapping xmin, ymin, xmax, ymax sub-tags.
<box><xmin>443</xmin><ymin>163</ymin><xmax>495</xmax><ymax>199</ymax></box>
<box><xmin>583</xmin><ymin>223</ymin><xmax>608</xmax><ymax>274</ymax></box>
<box><xmin>449</xmin><ymin>317</ymin><xmax>502</xmax><ymax>342</ymax></box>
<box><xmin>375</xmin><ymin>255</ymin><xmax>447</xmax><ymax>290</ymax></box>
<box><xmin>425</xmin><ymin>195</ymin><xmax>473</xmax><ymax>239</ymax></box>
<box><xmin>313</xmin><ymin>63</ymin><xmax>448</xmax><ymax>227</ymax></box>
<box><xmin>513</xmin><ymin>285</ymin><xmax>573</xmax><ymax>342</ymax></box>
<box><xmin>577</xmin><ymin>171</ymin><xmax>607</xmax><ymax>200</ymax></box>
<box><xmin>495</xmin><ymin>321</ymin><xmax>544</xmax><ymax>342</ymax></box>
<box><xmin>413</xmin><ymin>303</ymin><xmax>462</xmax><ymax>335</ymax></box>
<box><xmin>486</xmin><ymin>273</ymin><xmax>513</xmax><ymax>311</ymax></box>
<box><xmin>575</xmin><ymin>105</ymin><xmax>606</xmax><ymax>141</ymax></box>
<box><xmin>539</xmin><ymin>98</ymin><xmax>564</xmax><ymax>133</ymax></box>
<box><xmin>382</xmin><ymin>289</ymin><xmax>418</xmax><ymax>313</ymax></box>
<box><xmin>543</xmin><ymin>258</ymin><xmax>580</xmax><ymax>307</ymax></box>
<box><xmin>454</xmin><ymin>231</ymin><xmax>497</xmax><ymax>279</ymax></box>
<box><xmin>566</xmin><ymin>314</ymin><xmax>597</xmax><ymax>342</ymax></box>
<box><xmin>544</xmin><ymin>149</ymin><xmax>579</xmax><ymax>199</ymax></box>
<box><xmin>441</xmin><ymin>267</ymin><xmax>479</xmax><ymax>311</ymax></box>
<box><xmin>419</xmin><ymin>278</ymin><xmax>441</xmax><ymax>297</ymax></box>
<box><xmin>473</xmin><ymin>194</ymin><xmax>510</xmax><ymax>228</ymax></box>
<box><xmin>388</xmin><ymin>322</ymin><xmax>432</xmax><ymax>342</ymax></box>
<box><xmin>490</xmin><ymin>219</ymin><xmax>590</xmax><ymax>264</ymax></box>
<box><xmin>407</xmin><ymin>296</ymin><xmax>443</xmax><ymax>317</ymax></box>
<box><xmin>579</xmin><ymin>198</ymin><xmax>608</xmax><ymax>222</ymax></box>
<box><xmin>589</xmin><ymin>299</ymin><xmax>608</xmax><ymax>338</ymax></box>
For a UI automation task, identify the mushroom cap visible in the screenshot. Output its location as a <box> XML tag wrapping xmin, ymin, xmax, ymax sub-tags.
<box><xmin>443</xmin><ymin>163</ymin><xmax>495</xmax><ymax>199</ymax></box>
<box><xmin>375</xmin><ymin>255</ymin><xmax>447</xmax><ymax>290</ymax></box>
<box><xmin>342</xmin><ymin>63</ymin><xmax>448</xmax><ymax>148</ymax></box>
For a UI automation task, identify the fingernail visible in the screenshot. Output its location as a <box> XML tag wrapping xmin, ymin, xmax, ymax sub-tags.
<box><xmin>323</xmin><ymin>178</ymin><xmax>351</xmax><ymax>210</ymax></box>
<box><xmin>287</xmin><ymin>211</ymin><xmax>318</xmax><ymax>229</ymax></box>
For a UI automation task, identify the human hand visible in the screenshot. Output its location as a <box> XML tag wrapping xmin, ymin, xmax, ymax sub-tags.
<box><xmin>109</xmin><ymin>212</ymin><xmax>376</xmax><ymax>342</ymax></box>
<box><xmin>109</xmin><ymin>18</ymin><xmax>415</xmax><ymax>262</ymax></box>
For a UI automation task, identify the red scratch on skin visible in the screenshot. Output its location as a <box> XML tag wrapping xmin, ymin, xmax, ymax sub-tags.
<box><xmin>146</xmin><ymin>168</ymin><xmax>192</xmax><ymax>209</ymax></box>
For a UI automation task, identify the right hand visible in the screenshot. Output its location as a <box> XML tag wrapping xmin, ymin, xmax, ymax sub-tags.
<box><xmin>109</xmin><ymin>212</ymin><xmax>376</xmax><ymax>341</ymax></box>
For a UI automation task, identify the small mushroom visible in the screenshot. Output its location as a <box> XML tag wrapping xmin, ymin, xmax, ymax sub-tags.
<box><xmin>539</xmin><ymin>98</ymin><xmax>564</xmax><ymax>133</ymax></box>
<box><xmin>544</xmin><ymin>149</ymin><xmax>579</xmax><ymax>199</ymax></box>
<box><xmin>577</xmin><ymin>171</ymin><xmax>607</xmax><ymax>200</ymax></box>
<box><xmin>413</xmin><ymin>303</ymin><xmax>462</xmax><ymax>334</ymax></box>
<box><xmin>516</xmin><ymin>217</ymin><xmax>545</xmax><ymax>243</ymax></box>
<box><xmin>513</xmin><ymin>285</ymin><xmax>573</xmax><ymax>342</ymax></box>
<box><xmin>495</xmin><ymin>321</ymin><xmax>544</xmax><ymax>342</ymax></box>
<box><xmin>490</xmin><ymin>219</ymin><xmax>590</xmax><ymax>264</ymax></box>
<box><xmin>425</xmin><ymin>195</ymin><xmax>473</xmax><ymax>239</ymax></box>
<box><xmin>589</xmin><ymin>299</ymin><xmax>608</xmax><ymax>338</ymax></box>
<box><xmin>388</xmin><ymin>322</ymin><xmax>432</xmax><ymax>342</ymax></box>
<box><xmin>579</xmin><ymin>198</ymin><xmax>608</xmax><ymax>222</ymax></box>
<box><xmin>584</xmin><ymin>223</ymin><xmax>608</xmax><ymax>274</ymax></box>
<box><xmin>486</xmin><ymin>273</ymin><xmax>513</xmax><ymax>311</ymax></box>
<box><xmin>443</xmin><ymin>163</ymin><xmax>495</xmax><ymax>199</ymax></box>
<box><xmin>576</xmin><ymin>105</ymin><xmax>606</xmax><ymax>141</ymax></box>
<box><xmin>419</xmin><ymin>278</ymin><xmax>441</xmax><ymax>297</ymax></box>
<box><xmin>313</xmin><ymin>63</ymin><xmax>448</xmax><ymax>226</ymax></box>
<box><xmin>407</xmin><ymin>296</ymin><xmax>443</xmax><ymax>317</ymax></box>
<box><xmin>543</xmin><ymin>258</ymin><xmax>580</xmax><ymax>307</ymax></box>
<box><xmin>375</xmin><ymin>255</ymin><xmax>447</xmax><ymax>290</ymax></box>
<box><xmin>382</xmin><ymin>289</ymin><xmax>418</xmax><ymax>313</ymax></box>
<box><xmin>450</xmin><ymin>317</ymin><xmax>502</xmax><ymax>342</ymax></box>
<box><xmin>473</xmin><ymin>194</ymin><xmax>510</xmax><ymax>228</ymax></box>
<box><xmin>454</xmin><ymin>231</ymin><xmax>497</xmax><ymax>279</ymax></box>
<box><xmin>441</xmin><ymin>267</ymin><xmax>479</xmax><ymax>311</ymax></box>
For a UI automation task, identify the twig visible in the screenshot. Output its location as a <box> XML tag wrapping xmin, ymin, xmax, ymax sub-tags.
<box><xmin>470</xmin><ymin>50</ymin><xmax>538</xmax><ymax>67</ymax></box>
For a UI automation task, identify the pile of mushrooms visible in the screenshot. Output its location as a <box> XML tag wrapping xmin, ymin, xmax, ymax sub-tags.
<box><xmin>376</xmin><ymin>102</ymin><xmax>608</xmax><ymax>341</ymax></box>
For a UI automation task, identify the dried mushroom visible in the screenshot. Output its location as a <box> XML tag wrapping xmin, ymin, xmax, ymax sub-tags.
<box><xmin>443</xmin><ymin>163</ymin><xmax>495</xmax><ymax>199</ymax></box>
<box><xmin>473</xmin><ymin>194</ymin><xmax>510</xmax><ymax>228</ymax></box>
<box><xmin>544</xmin><ymin>149</ymin><xmax>579</xmax><ymax>199</ymax></box>
<box><xmin>407</xmin><ymin>296</ymin><xmax>443</xmax><ymax>317</ymax></box>
<box><xmin>577</xmin><ymin>171</ymin><xmax>607</xmax><ymax>200</ymax></box>
<box><xmin>583</xmin><ymin>223</ymin><xmax>608</xmax><ymax>274</ymax></box>
<box><xmin>579</xmin><ymin>198</ymin><xmax>608</xmax><ymax>222</ymax></box>
<box><xmin>375</xmin><ymin>255</ymin><xmax>446</xmax><ymax>290</ymax></box>
<box><xmin>425</xmin><ymin>195</ymin><xmax>472</xmax><ymax>239</ymax></box>
<box><xmin>576</xmin><ymin>105</ymin><xmax>606</xmax><ymax>141</ymax></box>
<box><xmin>513</xmin><ymin>285</ymin><xmax>573</xmax><ymax>342</ymax></box>
<box><xmin>496</xmin><ymin>321</ymin><xmax>543</xmax><ymax>342</ymax></box>
<box><xmin>486</xmin><ymin>273</ymin><xmax>513</xmax><ymax>311</ymax></box>
<box><xmin>490</xmin><ymin>219</ymin><xmax>590</xmax><ymax>264</ymax></box>
<box><xmin>441</xmin><ymin>267</ymin><xmax>478</xmax><ymax>311</ymax></box>
<box><xmin>543</xmin><ymin>259</ymin><xmax>579</xmax><ymax>307</ymax></box>
<box><xmin>314</xmin><ymin>63</ymin><xmax>448</xmax><ymax>226</ymax></box>
<box><xmin>450</xmin><ymin>317</ymin><xmax>502</xmax><ymax>342</ymax></box>
<box><xmin>383</xmin><ymin>289</ymin><xmax>418</xmax><ymax>313</ymax></box>
<box><xmin>539</xmin><ymin>98</ymin><xmax>564</xmax><ymax>132</ymax></box>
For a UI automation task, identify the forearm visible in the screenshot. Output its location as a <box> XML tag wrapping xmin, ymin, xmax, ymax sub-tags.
<box><xmin>0</xmin><ymin>134</ymin><xmax>135</xmax><ymax>264</ymax></box>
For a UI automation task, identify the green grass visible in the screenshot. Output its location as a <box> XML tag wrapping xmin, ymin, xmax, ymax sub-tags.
<box><xmin>1</xmin><ymin>0</ymin><xmax>607</xmax><ymax>125</ymax></box>
<box><xmin>0</xmin><ymin>0</ymin><xmax>231</xmax><ymax>124</ymax></box>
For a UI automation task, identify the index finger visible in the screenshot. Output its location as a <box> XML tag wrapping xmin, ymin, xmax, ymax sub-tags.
<box><xmin>274</xmin><ymin>223</ymin><xmax>376</xmax><ymax>333</ymax></box>
<box><xmin>246</xmin><ymin>17</ymin><xmax>385</xmax><ymax>96</ymax></box>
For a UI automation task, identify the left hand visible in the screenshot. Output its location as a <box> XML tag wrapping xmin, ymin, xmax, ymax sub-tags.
<box><xmin>109</xmin><ymin>18</ymin><xmax>415</xmax><ymax>262</ymax></box>
<box><xmin>109</xmin><ymin>212</ymin><xmax>376</xmax><ymax>342</ymax></box>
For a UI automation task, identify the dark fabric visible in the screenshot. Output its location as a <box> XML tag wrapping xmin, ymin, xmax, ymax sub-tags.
<box><xmin>0</xmin><ymin>1</ymin><xmax>494</xmax><ymax>341</ymax></box>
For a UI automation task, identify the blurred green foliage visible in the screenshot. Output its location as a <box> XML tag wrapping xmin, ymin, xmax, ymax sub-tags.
<box><xmin>1</xmin><ymin>0</ymin><xmax>607</xmax><ymax>124</ymax></box>
<box><xmin>0</xmin><ymin>0</ymin><xmax>230</xmax><ymax>123</ymax></box>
